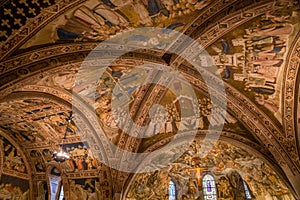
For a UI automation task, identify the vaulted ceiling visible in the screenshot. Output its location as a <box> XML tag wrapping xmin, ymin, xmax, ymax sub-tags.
<box><xmin>0</xmin><ymin>0</ymin><xmax>300</xmax><ymax>199</ymax></box>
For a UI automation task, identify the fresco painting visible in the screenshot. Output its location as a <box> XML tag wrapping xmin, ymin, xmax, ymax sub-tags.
<box><xmin>0</xmin><ymin>99</ymin><xmax>76</xmax><ymax>144</ymax></box>
<box><xmin>69</xmin><ymin>178</ymin><xmax>100</xmax><ymax>200</ymax></box>
<box><xmin>29</xmin><ymin>149</ymin><xmax>55</xmax><ymax>173</ymax></box>
<box><xmin>126</xmin><ymin>141</ymin><xmax>294</xmax><ymax>200</ymax></box>
<box><xmin>139</xmin><ymin>78</ymin><xmax>242</xmax><ymax>140</ymax></box>
<box><xmin>21</xmin><ymin>0</ymin><xmax>212</xmax><ymax>47</ymax></box>
<box><xmin>0</xmin><ymin>175</ymin><xmax>29</xmax><ymax>199</ymax></box>
<box><xmin>73</xmin><ymin>63</ymin><xmax>246</xmax><ymax>146</ymax></box>
<box><xmin>61</xmin><ymin>142</ymin><xmax>100</xmax><ymax>172</ymax></box>
<box><xmin>37</xmin><ymin>181</ymin><xmax>48</xmax><ymax>200</ymax></box>
<box><xmin>208</xmin><ymin>9</ymin><xmax>300</xmax><ymax>122</ymax></box>
<box><xmin>0</xmin><ymin>0</ymin><xmax>300</xmax><ymax>199</ymax></box>
<box><xmin>73</xmin><ymin>65</ymin><xmax>152</xmax><ymax>143</ymax></box>
<box><xmin>0</xmin><ymin>136</ymin><xmax>27</xmax><ymax>174</ymax></box>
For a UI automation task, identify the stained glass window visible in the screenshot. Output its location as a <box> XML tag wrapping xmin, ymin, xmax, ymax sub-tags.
<box><xmin>169</xmin><ymin>180</ymin><xmax>176</xmax><ymax>200</ymax></box>
<box><xmin>243</xmin><ymin>180</ymin><xmax>252</xmax><ymax>199</ymax></box>
<box><xmin>58</xmin><ymin>185</ymin><xmax>64</xmax><ymax>200</ymax></box>
<box><xmin>49</xmin><ymin>178</ymin><xmax>59</xmax><ymax>200</ymax></box>
<box><xmin>202</xmin><ymin>174</ymin><xmax>217</xmax><ymax>200</ymax></box>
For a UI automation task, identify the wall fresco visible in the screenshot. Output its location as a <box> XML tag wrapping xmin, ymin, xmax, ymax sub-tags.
<box><xmin>61</xmin><ymin>142</ymin><xmax>100</xmax><ymax>172</ymax></box>
<box><xmin>126</xmin><ymin>141</ymin><xmax>294</xmax><ymax>200</ymax></box>
<box><xmin>0</xmin><ymin>174</ymin><xmax>29</xmax><ymax>199</ymax></box>
<box><xmin>0</xmin><ymin>136</ymin><xmax>27</xmax><ymax>174</ymax></box>
<box><xmin>69</xmin><ymin>178</ymin><xmax>101</xmax><ymax>200</ymax></box>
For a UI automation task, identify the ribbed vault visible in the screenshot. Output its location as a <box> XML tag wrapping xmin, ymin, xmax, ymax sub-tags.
<box><xmin>0</xmin><ymin>0</ymin><xmax>300</xmax><ymax>199</ymax></box>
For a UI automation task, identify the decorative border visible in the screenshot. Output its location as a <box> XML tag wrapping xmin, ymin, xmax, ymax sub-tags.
<box><xmin>0</xmin><ymin>138</ymin><xmax>3</xmax><ymax>179</ymax></box>
<box><xmin>282</xmin><ymin>31</ymin><xmax>300</xmax><ymax>160</ymax></box>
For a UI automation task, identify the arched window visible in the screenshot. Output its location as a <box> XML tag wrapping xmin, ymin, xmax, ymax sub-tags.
<box><xmin>49</xmin><ymin>176</ymin><xmax>60</xmax><ymax>200</ymax></box>
<box><xmin>58</xmin><ymin>185</ymin><xmax>64</xmax><ymax>200</ymax></box>
<box><xmin>243</xmin><ymin>180</ymin><xmax>252</xmax><ymax>199</ymax></box>
<box><xmin>169</xmin><ymin>180</ymin><xmax>176</xmax><ymax>200</ymax></box>
<box><xmin>48</xmin><ymin>167</ymin><xmax>64</xmax><ymax>200</ymax></box>
<box><xmin>202</xmin><ymin>174</ymin><xmax>217</xmax><ymax>200</ymax></box>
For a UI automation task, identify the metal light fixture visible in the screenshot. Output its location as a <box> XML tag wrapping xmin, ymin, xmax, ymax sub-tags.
<box><xmin>52</xmin><ymin>150</ymin><xmax>70</xmax><ymax>163</ymax></box>
<box><xmin>52</xmin><ymin>112</ymin><xmax>72</xmax><ymax>162</ymax></box>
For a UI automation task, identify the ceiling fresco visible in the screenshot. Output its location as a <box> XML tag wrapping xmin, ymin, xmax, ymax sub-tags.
<box><xmin>0</xmin><ymin>98</ymin><xmax>76</xmax><ymax>145</ymax></box>
<box><xmin>21</xmin><ymin>0</ymin><xmax>213</xmax><ymax>48</ymax></box>
<box><xmin>33</xmin><ymin>63</ymin><xmax>253</xmax><ymax>146</ymax></box>
<box><xmin>0</xmin><ymin>0</ymin><xmax>300</xmax><ymax>199</ymax></box>
<box><xmin>206</xmin><ymin>8</ymin><xmax>300</xmax><ymax>124</ymax></box>
<box><xmin>126</xmin><ymin>140</ymin><xmax>294</xmax><ymax>200</ymax></box>
<box><xmin>0</xmin><ymin>95</ymin><xmax>103</xmax><ymax>171</ymax></box>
